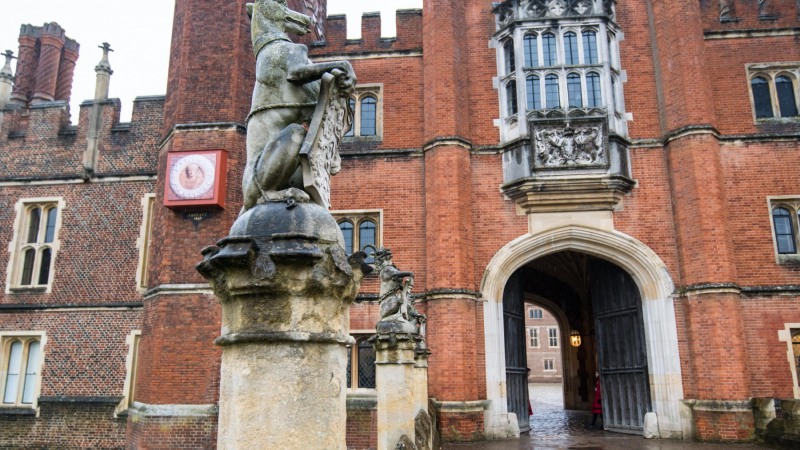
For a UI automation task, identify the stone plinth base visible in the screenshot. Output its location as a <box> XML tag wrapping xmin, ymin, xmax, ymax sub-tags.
<box><xmin>197</xmin><ymin>202</ymin><xmax>371</xmax><ymax>450</ymax></box>
<box><xmin>217</xmin><ymin>341</ymin><xmax>348</xmax><ymax>449</ymax></box>
<box><xmin>373</xmin><ymin>331</ymin><xmax>432</xmax><ymax>450</ymax></box>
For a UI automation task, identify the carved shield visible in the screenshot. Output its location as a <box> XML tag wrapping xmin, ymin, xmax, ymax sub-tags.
<box><xmin>300</xmin><ymin>72</ymin><xmax>351</xmax><ymax>208</ymax></box>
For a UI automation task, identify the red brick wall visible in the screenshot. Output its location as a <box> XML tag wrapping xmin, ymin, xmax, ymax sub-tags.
<box><xmin>346</xmin><ymin>408</ymin><xmax>377</xmax><ymax>450</ymax></box>
<box><xmin>126</xmin><ymin>415</ymin><xmax>218</xmax><ymax>450</ymax></box>
<box><xmin>694</xmin><ymin>409</ymin><xmax>755</xmax><ymax>442</ymax></box>
<box><xmin>0</xmin><ymin>182</ymin><xmax>157</xmax><ymax>305</ymax></box>
<box><xmin>2</xmin><ymin>403</ymin><xmax>127</xmax><ymax>449</ymax></box>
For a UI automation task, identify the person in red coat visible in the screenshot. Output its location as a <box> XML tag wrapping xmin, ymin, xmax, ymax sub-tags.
<box><xmin>590</xmin><ymin>371</ymin><xmax>603</xmax><ymax>429</ymax></box>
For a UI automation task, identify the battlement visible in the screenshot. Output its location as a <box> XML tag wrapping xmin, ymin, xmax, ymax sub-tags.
<box><xmin>0</xmin><ymin>95</ymin><xmax>164</xmax><ymax>180</ymax></box>
<box><xmin>309</xmin><ymin>9</ymin><xmax>423</xmax><ymax>57</ymax></box>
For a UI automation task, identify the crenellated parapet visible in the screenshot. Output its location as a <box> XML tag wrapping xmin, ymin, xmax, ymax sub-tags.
<box><xmin>0</xmin><ymin>95</ymin><xmax>163</xmax><ymax>181</ymax></box>
<box><xmin>308</xmin><ymin>9</ymin><xmax>422</xmax><ymax>57</ymax></box>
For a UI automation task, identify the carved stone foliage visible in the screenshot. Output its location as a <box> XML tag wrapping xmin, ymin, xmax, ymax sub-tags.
<box><xmin>495</xmin><ymin>0</ymin><xmax>615</xmax><ymax>26</ymax></box>
<box><xmin>532</xmin><ymin>123</ymin><xmax>607</xmax><ymax>169</ymax></box>
<box><xmin>415</xmin><ymin>410</ymin><xmax>433</xmax><ymax>450</ymax></box>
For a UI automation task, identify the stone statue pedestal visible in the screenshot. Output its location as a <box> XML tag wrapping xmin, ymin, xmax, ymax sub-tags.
<box><xmin>372</xmin><ymin>328</ymin><xmax>433</xmax><ymax>450</ymax></box>
<box><xmin>198</xmin><ymin>202</ymin><xmax>369</xmax><ymax>450</ymax></box>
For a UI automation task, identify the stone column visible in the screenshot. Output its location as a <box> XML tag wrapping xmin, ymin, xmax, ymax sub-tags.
<box><xmin>373</xmin><ymin>332</ymin><xmax>429</xmax><ymax>450</ymax></box>
<box><xmin>198</xmin><ymin>202</ymin><xmax>369</xmax><ymax>450</ymax></box>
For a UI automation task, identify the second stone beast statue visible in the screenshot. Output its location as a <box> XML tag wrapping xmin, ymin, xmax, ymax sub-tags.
<box><xmin>244</xmin><ymin>0</ymin><xmax>355</xmax><ymax>211</ymax></box>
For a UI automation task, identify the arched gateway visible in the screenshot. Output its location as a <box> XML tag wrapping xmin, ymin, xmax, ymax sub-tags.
<box><xmin>480</xmin><ymin>225</ymin><xmax>686</xmax><ymax>440</ymax></box>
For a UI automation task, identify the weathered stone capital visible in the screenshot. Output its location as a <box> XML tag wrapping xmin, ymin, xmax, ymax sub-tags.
<box><xmin>197</xmin><ymin>202</ymin><xmax>372</xmax><ymax>343</ymax></box>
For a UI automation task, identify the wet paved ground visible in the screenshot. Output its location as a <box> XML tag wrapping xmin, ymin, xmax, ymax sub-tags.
<box><xmin>443</xmin><ymin>384</ymin><xmax>772</xmax><ymax>450</ymax></box>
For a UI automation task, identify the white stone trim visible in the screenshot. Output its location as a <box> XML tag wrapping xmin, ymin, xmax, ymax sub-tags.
<box><xmin>778</xmin><ymin>324</ymin><xmax>800</xmax><ymax>399</ymax></box>
<box><xmin>116</xmin><ymin>330</ymin><xmax>141</xmax><ymax>416</ymax></box>
<box><xmin>480</xmin><ymin>225</ymin><xmax>684</xmax><ymax>439</ymax></box>
<box><xmin>135</xmin><ymin>194</ymin><xmax>156</xmax><ymax>293</ymax></box>
<box><xmin>0</xmin><ymin>330</ymin><xmax>47</xmax><ymax>412</ymax></box>
<box><xmin>129</xmin><ymin>401</ymin><xmax>217</xmax><ymax>417</ymax></box>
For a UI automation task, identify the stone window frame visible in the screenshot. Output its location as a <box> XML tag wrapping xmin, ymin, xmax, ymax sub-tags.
<box><xmin>0</xmin><ymin>331</ymin><xmax>46</xmax><ymax>410</ymax></box>
<box><xmin>527</xmin><ymin>327</ymin><xmax>540</xmax><ymax>348</ymax></box>
<box><xmin>5</xmin><ymin>197</ymin><xmax>65</xmax><ymax>294</ymax></box>
<box><xmin>767</xmin><ymin>196</ymin><xmax>800</xmax><ymax>264</ymax></box>
<box><xmin>543</xmin><ymin>358</ymin><xmax>555</xmax><ymax>372</ymax></box>
<box><xmin>134</xmin><ymin>194</ymin><xmax>156</xmax><ymax>293</ymax></box>
<box><xmin>528</xmin><ymin>307</ymin><xmax>543</xmax><ymax>319</ymax></box>
<box><xmin>747</xmin><ymin>63</ymin><xmax>800</xmax><ymax>122</ymax></box>
<box><xmin>115</xmin><ymin>330</ymin><xmax>141</xmax><ymax>416</ymax></box>
<box><xmin>346</xmin><ymin>331</ymin><xmax>377</xmax><ymax>392</ymax></box>
<box><xmin>519</xmin><ymin>26</ymin><xmax>605</xmax><ymax>112</ymax></box>
<box><xmin>778</xmin><ymin>323</ymin><xmax>800</xmax><ymax>399</ymax></box>
<box><xmin>344</xmin><ymin>84</ymin><xmax>383</xmax><ymax>139</ymax></box>
<box><xmin>493</xmin><ymin>15</ymin><xmax>628</xmax><ymax>142</ymax></box>
<box><xmin>548</xmin><ymin>327</ymin><xmax>559</xmax><ymax>348</ymax></box>
<box><xmin>332</xmin><ymin>209</ymin><xmax>382</xmax><ymax>257</ymax></box>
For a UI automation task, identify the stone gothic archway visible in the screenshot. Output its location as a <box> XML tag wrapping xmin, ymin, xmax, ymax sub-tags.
<box><xmin>480</xmin><ymin>225</ymin><xmax>686</xmax><ymax>440</ymax></box>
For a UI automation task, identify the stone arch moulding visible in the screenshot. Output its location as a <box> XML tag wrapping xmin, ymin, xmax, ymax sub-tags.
<box><xmin>480</xmin><ymin>225</ymin><xmax>686</xmax><ymax>440</ymax></box>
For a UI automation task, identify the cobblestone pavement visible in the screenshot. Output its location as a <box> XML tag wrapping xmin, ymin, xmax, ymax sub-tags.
<box><xmin>443</xmin><ymin>384</ymin><xmax>773</xmax><ymax>450</ymax></box>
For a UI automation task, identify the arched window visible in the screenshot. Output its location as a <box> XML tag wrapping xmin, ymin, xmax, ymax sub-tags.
<box><xmin>17</xmin><ymin>204</ymin><xmax>59</xmax><ymax>287</ymax></box>
<box><xmin>506</xmin><ymin>81</ymin><xmax>518</xmax><ymax>115</ymax></box>
<box><xmin>344</xmin><ymin>98</ymin><xmax>355</xmax><ymax>137</ymax></box>
<box><xmin>359</xmin><ymin>220</ymin><xmax>376</xmax><ymax>263</ymax></box>
<box><xmin>26</xmin><ymin>207</ymin><xmax>41</xmax><ymax>243</ymax></box>
<box><xmin>752</xmin><ymin>76</ymin><xmax>773</xmax><ymax>118</ymax></box>
<box><xmin>545</xmin><ymin>74</ymin><xmax>560</xmax><ymax>109</ymax></box>
<box><xmin>773</xmin><ymin>207</ymin><xmax>797</xmax><ymax>254</ymax></box>
<box><xmin>524</xmin><ymin>34</ymin><xmax>539</xmax><ymax>67</ymax></box>
<box><xmin>776</xmin><ymin>75</ymin><xmax>798</xmax><ymax>117</ymax></box>
<box><xmin>564</xmin><ymin>32</ymin><xmax>579</xmax><ymax>65</ymax></box>
<box><xmin>504</xmin><ymin>40</ymin><xmax>515</xmax><ymax>75</ymax></box>
<box><xmin>2</xmin><ymin>338</ymin><xmax>41</xmax><ymax>406</ymax></box>
<box><xmin>586</xmin><ymin>72</ymin><xmax>602</xmax><ymax>107</ymax></box>
<box><xmin>542</xmin><ymin>33</ymin><xmax>557</xmax><ymax>66</ymax></box>
<box><xmin>338</xmin><ymin>221</ymin><xmax>354</xmax><ymax>255</ymax></box>
<box><xmin>582</xmin><ymin>30</ymin><xmax>598</xmax><ymax>64</ymax></box>
<box><xmin>360</xmin><ymin>96</ymin><xmax>377</xmax><ymax>136</ymax></box>
<box><xmin>567</xmin><ymin>73</ymin><xmax>582</xmax><ymax>108</ymax></box>
<box><xmin>527</xmin><ymin>75</ymin><xmax>541</xmax><ymax>110</ymax></box>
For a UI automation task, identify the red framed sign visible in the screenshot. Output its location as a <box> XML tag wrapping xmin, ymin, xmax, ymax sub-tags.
<box><xmin>164</xmin><ymin>149</ymin><xmax>228</xmax><ymax>209</ymax></box>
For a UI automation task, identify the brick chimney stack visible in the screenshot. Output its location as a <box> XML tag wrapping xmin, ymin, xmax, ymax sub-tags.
<box><xmin>55</xmin><ymin>37</ymin><xmax>80</xmax><ymax>104</ymax></box>
<box><xmin>0</xmin><ymin>50</ymin><xmax>14</xmax><ymax>110</ymax></box>
<box><xmin>31</xmin><ymin>22</ymin><xmax>66</xmax><ymax>104</ymax></box>
<box><xmin>8</xmin><ymin>23</ymin><xmax>79</xmax><ymax>108</ymax></box>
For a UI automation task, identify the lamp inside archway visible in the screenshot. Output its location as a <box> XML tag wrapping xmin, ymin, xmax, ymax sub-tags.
<box><xmin>570</xmin><ymin>329</ymin><xmax>582</xmax><ymax>347</ymax></box>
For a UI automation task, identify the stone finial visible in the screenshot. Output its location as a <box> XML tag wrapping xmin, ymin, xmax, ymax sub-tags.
<box><xmin>0</xmin><ymin>50</ymin><xmax>16</xmax><ymax>109</ymax></box>
<box><xmin>94</xmin><ymin>43</ymin><xmax>113</xmax><ymax>100</ymax></box>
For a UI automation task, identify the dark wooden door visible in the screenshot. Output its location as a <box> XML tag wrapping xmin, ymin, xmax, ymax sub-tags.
<box><xmin>589</xmin><ymin>258</ymin><xmax>651</xmax><ymax>433</ymax></box>
<box><xmin>503</xmin><ymin>271</ymin><xmax>530</xmax><ymax>433</ymax></box>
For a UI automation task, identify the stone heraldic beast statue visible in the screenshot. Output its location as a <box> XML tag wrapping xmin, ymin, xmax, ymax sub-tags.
<box><xmin>244</xmin><ymin>0</ymin><xmax>356</xmax><ymax>212</ymax></box>
<box><xmin>370</xmin><ymin>246</ymin><xmax>427</xmax><ymax>336</ymax></box>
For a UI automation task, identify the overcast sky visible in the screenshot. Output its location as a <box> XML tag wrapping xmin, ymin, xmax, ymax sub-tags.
<box><xmin>0</xmin><ymin>0</ymin><xmax>422</xmax><ymax>122</ymax></box>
